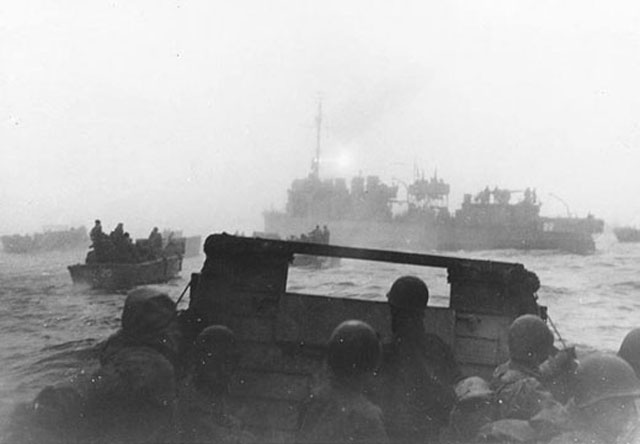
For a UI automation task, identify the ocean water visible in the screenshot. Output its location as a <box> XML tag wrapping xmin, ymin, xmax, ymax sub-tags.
<box><xmin>0</xmin><ymin>232</ymin><xmax>638</xmax><ymax>430</ymax></box>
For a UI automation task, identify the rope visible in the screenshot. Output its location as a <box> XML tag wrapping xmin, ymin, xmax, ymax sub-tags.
<box><xmin>176</xmin><ymin>280</ymin><xmax>191</xmax><ymax>305</ymax></box>
<box><xmin>547</xmin><ymin>314</ymin><xmax>568</xmax><ymax>349</ymax></box>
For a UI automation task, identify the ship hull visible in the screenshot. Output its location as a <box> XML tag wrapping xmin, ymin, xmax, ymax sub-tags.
<box><xmin>265</xmin><ymin>213</ymin><xmax>595</xmax><ymax>254</ymax></box>
<box><xmin>67</xmin><ymin>255</ymin><xmax>183</xmax><ymax>290</ymax></box>
<box><xmin>264</xmin><ymin>212</ymin><xmax>437</xmax><ymax>250</ymax></box>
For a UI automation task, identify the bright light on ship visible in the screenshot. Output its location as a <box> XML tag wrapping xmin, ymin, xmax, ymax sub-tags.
<box><xmin>336</xmin><ymin>152</ymin><xmax>352</xmax><ymax>169</ymax></box>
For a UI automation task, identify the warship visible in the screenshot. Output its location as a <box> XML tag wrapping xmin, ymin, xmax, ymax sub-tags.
<box><xmin>264</xmin><ymin>106</ymin><xmax>603</xmax><ymax>255</ymax></box>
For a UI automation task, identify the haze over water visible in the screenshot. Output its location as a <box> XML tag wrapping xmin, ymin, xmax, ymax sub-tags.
<box><xmin>3</xmin><ymin>1</ymin><xmax>640</xmax><ymax>239</ymax></box>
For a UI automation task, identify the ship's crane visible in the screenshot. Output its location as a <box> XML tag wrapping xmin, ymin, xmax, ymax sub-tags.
<box><xmin>547</xmin><ymin>193</ymin><xmax>573</xmax><ymax>217</ymax></box>
<box><xmin>393</xmin><ymin>172</ymin><xmax>450</xmax><ymax>209</ymax></box>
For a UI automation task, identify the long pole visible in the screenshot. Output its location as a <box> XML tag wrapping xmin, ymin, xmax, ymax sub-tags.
<box><xmin>313</xmin><ymin>98</ymin><xmax>322</xmax><ymax>179</ymax></box>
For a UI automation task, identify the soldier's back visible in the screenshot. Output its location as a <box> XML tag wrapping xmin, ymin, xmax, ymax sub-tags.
<box><xmin>297</xmin><ymin>382</ymin><xmax>388</xmax><ymax>444</ymax></box>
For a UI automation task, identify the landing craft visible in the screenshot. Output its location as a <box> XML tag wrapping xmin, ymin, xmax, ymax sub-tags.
<box><xmin>184</xmin><ymin>233</ymin><xmax>545</xmax><ymax>441</ymax></box>
<box><xmin>614</xmin><ymin>226</ymin><xmax>640</xmax><ymax>243</ymax></box>
<box><xmin>1</xmin><ymin>226</ymin><xmax>89</xmax><ymax>254</ymax></box>
<box><xmin>68</xmin><ymin>225</ymin><xmax>184</xmax><ymax>290</ymax></box>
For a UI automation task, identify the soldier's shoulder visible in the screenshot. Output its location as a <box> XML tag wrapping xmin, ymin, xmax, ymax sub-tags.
<box><xmin>548</xmin><ymin>430</ymin><xmax>605</xmax><ymax>444</ymax></box>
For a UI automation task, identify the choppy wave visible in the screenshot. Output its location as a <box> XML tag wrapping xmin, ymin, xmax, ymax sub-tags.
<box><xmin>1</xmin><ymin>241</ymin><xmax>640</xmax><ymax>426</ymax></box>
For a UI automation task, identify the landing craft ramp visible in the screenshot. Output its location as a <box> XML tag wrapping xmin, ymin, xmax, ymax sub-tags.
<box><xmin>186</xmin><ymin>234</ymin><xmax>544</xmax><ymax>442</ymax></box>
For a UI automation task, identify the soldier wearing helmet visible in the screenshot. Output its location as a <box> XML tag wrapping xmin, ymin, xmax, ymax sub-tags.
<box><xmin>174</xmin><ymin>325</ymin><xmax>253</xmax><ymax>444</ymax></box>
<box><xmin>618</xmin><ymin>327</ymin><xmax>640</xmax><ymax>378</ymax></box>
<box><xmin>297</xmin><ymin>320</ymin><xmax>389</xmax><ymax>444</ymax></box>
<box><xmin>549</xmin><ymin>353</ymin><xmax>640</xmax><ymax>444</ymax></box>
<box><xmin>444</xmin><ymin>376</ymin><xmax>497</xmax><ymax>443</ymax></box>
<box><xmin>84</xmin><ymin>346</ymin><xmax>178</xmax><ymax>444</ymax></box>
<box><xmin>4</xmin><ymin>385</ymin><xmax>87</xmax><ymax>444</ymax></box>
<box><xmin>100</xmin><ymin>287</ymin><xmax>184</xmax><ymax>371</ymax></box>
<box><xmin>374</xmin><ymin>276</ymin><xmax>460</xmax><ymax>444</ymax></box>
<box><xmin>490</xmin><ymin>315</ymin><xmax>574</xmax><ymax>439</ymax></box>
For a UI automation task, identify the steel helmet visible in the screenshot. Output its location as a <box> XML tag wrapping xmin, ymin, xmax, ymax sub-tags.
<box><xmin>618</xmin><ymin>328</ymin><xmax>640</xmax><ymax>377</ymax></box>
<box><xmin>386</xmin><ymin>276</ymin><xmax>429</xmax><ymax>311</ymax></box>
<box><xmin>507</xmin><ymin>314</ymin><xmax>554</xmax><ymax>364</ymax></box>
<box><xmin>455</xmin><ymin>376</ymin><xmax>494</xmax><ymax>403</ymax></box>
<box><xmin>195</xmin><ymin>325</ymin><xmax>239</xmax><ymax>366</ymax></box>
<box><xmin>195</xmin><ymin>325</ymin><xmax>237</xmax><ymax>352</ymax></box>
<box><xmin>574</xmin><ymin>353</ymin><xmax>640</xmax><ymax>408</ymax></box>
<box><xmin>327</xmin><ymin>320</ymin><xmax>382</xmax><ymax>378</ymax></box>
<box><xmin>122</xmin><ymin>288</ymin><xmax>176</xmax><ymax>337</ymax></box>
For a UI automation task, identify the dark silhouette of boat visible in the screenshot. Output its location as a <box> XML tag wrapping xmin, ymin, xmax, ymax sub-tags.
<box><xmin>1</xmin><ymin>226</ymin><xmax>89</xmax><ymax>254</ymax></box>
<box><xmin>614</xmin><ymin>226</ymin><xmax>640</xmax><ymax>243</ymax></box>
<box><xmin>254</xmin><ymin>227</ymin><xmax>340</xmax><ymax>269</ymax></box>
<box><xmin>181</xmin><ymin>233</ymin><xmax>545</xmax><ymax>442</ymax></box>
<box><xmin>68</xmin><ymin>228</ymin><xmax>183</xmax><ymax>290</ymax></box>
<box><xmin>68</xmin><ymin>255</ymin><xmax>182</xmax><ymax>290</ymax></box>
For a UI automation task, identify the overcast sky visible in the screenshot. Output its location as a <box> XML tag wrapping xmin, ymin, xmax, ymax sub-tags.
<box><xmin>2</xmin><ymin>0</ymin><xmax>640</xmax><ymax>237</ymax></box>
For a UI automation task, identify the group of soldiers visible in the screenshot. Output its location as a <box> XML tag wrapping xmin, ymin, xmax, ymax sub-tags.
<box><xmin>298</xmin><ymin>277</ymin><xmax>640</xmax><ymax>444</ymax></box>
<box><xmin>290</xmin><ymin>225</ymin><xmax>331</xmax><ymax>245</ymax></box>
<box><xmin>87</xmin><ymin>220</ymin><xmax>167</xmax><ymax>264</ymax></box>
<box><xmin>474</xmin><ymin>187</ymin><xmax>538</xmax><ymax>206</ymax></box>
<box><xmin>5</xmin><ymin>287</ymin><xmax>251</xmax><ymax>444</ymax></box>
<box><xmin>6</xmin><ymin>276</ymin><xmax>640</xmax><ymax>444</ymax></box>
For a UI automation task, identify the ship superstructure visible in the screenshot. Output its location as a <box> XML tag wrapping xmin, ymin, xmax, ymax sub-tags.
<box><xmin>264</xmin><ymin>105</ymin><xmax>603</xmax><ymax>254</ymax></box>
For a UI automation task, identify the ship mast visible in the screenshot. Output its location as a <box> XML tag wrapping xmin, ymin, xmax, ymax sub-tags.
<box><xmin>311</xmin><ymin>99</ymin><xmax>322</xmax><ymax>180</ymax></box>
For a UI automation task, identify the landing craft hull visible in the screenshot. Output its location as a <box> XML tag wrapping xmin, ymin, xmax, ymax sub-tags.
<box><xmin>1</xmin><ymin>227</ymin><xmax>89</xmax><ymax>254</ymax></box>
<box><xmin>67</xmin><ymin>255</ymin><xmax>182</xmax><ymax>290</ymax></box>
<box><xmin>265</xmin><ymin>213</ymin><xmax>595</xmax><ymax>254</ymax></box>
<box><xmin>186</xmin><ymin>234</ymin><xmax>544</xmax><ymax>442</ymax></box>
<box><xmin>614</xmin><ymin>227</ymin><xmax>640</xmax><ymax>243</ymax></box>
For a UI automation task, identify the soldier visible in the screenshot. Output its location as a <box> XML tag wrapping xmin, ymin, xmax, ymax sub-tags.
<box><xmin>121</xmin><ymin>232</ymin><xmax>138</xmax><ymax>263</ymax></box>
<box><xmin>491</xmin><ymin>314</ymin><xmax>574</xmax><ymax>439</ymax></box>
<box><xmin>110</xmin><ymin>222</ymin><xmax>124</xmax><ymax>241</ymax></box>
<box><xmin>174</xmin><ymin>325</ymin><xmax>253</xmax><ymax>444</ymax></box>
<box><xmin>376</xmin><ymin>276</ymin><xmax>459</xmax><ymax>444</ymax></box>
<box><xmin>445</xmin><ymin>376</ymin><xmax>497</xmax><ymax>443</ymax></box>
<box><xmin>3</xmin><ymin>385</ymin><xmax>86</xmax><ymax>444</ymax></box>
<box><xmin>89</xmin><ymin>219</ymin><xmax>103</xmax><ymax>246</ymax></box>
<box><xmin>100</xmin><ymin>288</ymin><xmax>183</xmax><ymax>371</ymax></box>
<box><xmin>148</xmin><ymin>227</ymin><xmax>163</xmax><ymax>256</ymax></box>
<box><xmin>322</xmin><ymin>225</ymin><xmax>330</xmax><ymax>244</ymax></box>
<box><xmin>84</xmin><ymin>346</ymin><xmax>177</xmax><ymax>444</ymax></box>
<box><xmin>550</xmin><ymin>354</ymin><xmax>640</xmax><ymax>444</ymax></box>
<box><xmin>297</xmin><ymin>320</ymin><xmax>388</xmax><ymax>444</ymax></box>
<box><xmin>310</xmin><ymin>225</ymin><xmax>322</xmax><ymax>243</ymax></box>
<box><xmin>88</xmin><ymin>219</ymin><xmax>115</xmax><ymax>263</ymax></box>
<box><xmin>619</xmin><ymin>328</ymin><xmax>640</xmax><ymax>377</ymax></box>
